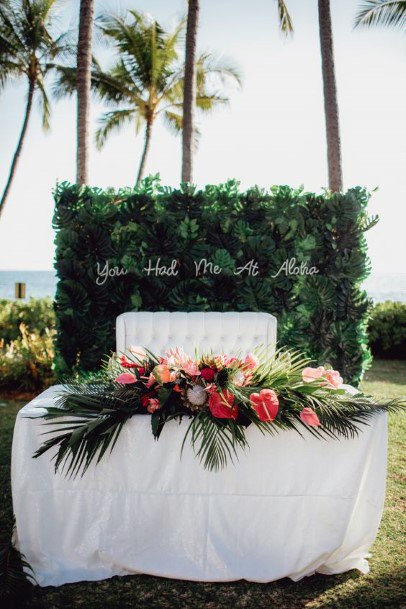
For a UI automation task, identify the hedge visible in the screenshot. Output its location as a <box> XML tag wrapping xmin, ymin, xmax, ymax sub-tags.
<box><xmin>53</xmin><ymin>178</ymin><xmax>376</xmax><ymax>384</ymax></box>
<box><xmin>0</xmin><ymin>297</ymin><xmax>55</xmax><ymax>344</ymax></box>
<box><xmin>368</xmin><ymin>301</ymin><xmax>406</xmax><ymax>359</ymax></box>
<box><xmin>0</xmin><ymin>298</ymin><xmax>56</xmax><ymax>392</ymax></box>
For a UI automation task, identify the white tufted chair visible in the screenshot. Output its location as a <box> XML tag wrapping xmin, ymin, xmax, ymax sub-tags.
<box><xmin>116</xmin><ymin>311</ymin><xmax>277</xmax><ymax>356</ymax></box>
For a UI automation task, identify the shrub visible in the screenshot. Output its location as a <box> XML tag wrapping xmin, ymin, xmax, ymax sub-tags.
<box><xmin>368</xmin><ymin>301</ymin><xmax>406</xmax><ymax>359</ymax></box>
<box><xmin>0</xmin><ymin>324</ymin><xmax>55</xmax><ymax>392</ymax></box>
<box><xmin>0</xmin><ymin>297</ymin><xmax>55</xmax><ymax>344</ymax></box>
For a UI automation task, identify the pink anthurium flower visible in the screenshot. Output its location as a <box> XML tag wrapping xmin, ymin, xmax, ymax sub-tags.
<box><xmin>300</xmin><ymin>407</ymin><xmax>321</xmax><ymax>426</ymax></box>
<box><xmin>250</xmin><ymin>389</ymin><xmax>279</xmax><ymax>422</ymax></box>
<box><xmin>302</xmin><ymin>366</ymin><xmax>326</xmax><ymax>383</ymax></box>
<box><xmin>115</xmin><ymin>372</ymin><xmax>137</xmax><ymax>384</ymax></box>
<box><xmin>324</xmin><ymin>369</ymin><xmax>343</xmax><ymax>389</ymax></box>
<box><xmin>302</xmin><ymin>366</ymin><xmax>343</xmax><ymax>389</ymax></box>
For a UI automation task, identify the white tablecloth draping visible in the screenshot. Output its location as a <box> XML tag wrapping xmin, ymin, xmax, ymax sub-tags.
<box><xmin>12</xmin><ymin>385</ymin><xmax>387</xmax><ymax>587</ymax></box>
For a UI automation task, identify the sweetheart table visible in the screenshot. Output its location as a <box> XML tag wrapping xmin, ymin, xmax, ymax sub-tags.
<box><xmin>11</xmin><ymin>312</ymin><xmax>387</xmax><ymax>586</ymax></box>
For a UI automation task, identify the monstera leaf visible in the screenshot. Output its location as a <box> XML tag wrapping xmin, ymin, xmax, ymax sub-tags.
<box><xmin>236</xmin><ymin>277</ymin><xmax>277</xmax><ymax>311</ymax></box>
<box><xmin>169</xmin><ymin>280</ymin><xmax>210</xmax><ymax>310</ymax></box>
<box><xmin>55</xmin><ymin>280</ymin><xmax>91</xmax><ymax>316</ymax></box>
<box><xmin>77</xmin><ymin>197</ymin><xmax>117</xmax><ymax>225</ymax></box>
<box><xmin>84</xmin><ymin>225</ymin><xmax>114</xmax><ymax>260</ymax></box>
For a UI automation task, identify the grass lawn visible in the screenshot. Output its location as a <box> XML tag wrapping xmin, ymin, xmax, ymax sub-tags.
<box><xmin>1</xmin><ymin>359</ymin><xmax>405</xmax><ymax>609</ymax></box>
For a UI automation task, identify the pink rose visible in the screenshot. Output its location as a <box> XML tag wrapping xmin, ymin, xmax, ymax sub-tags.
<box><xmin>115</xmin><ymin>372</ymin><xmax>137</xmax><ymax>384</ymax></box>
<box><xmin>147</xmin><ymin>398</ymin><xmax>160</xmax><ymax>414</ymax></box>
<box><xmin>244</xmin><ymin>353</ymin><xmax>260</xmax><ymax>371</ymax></box>
<box><xmin>302</xmin><ymin>366</ymin><xmax>326</xmax><ymax>383</ymax></box>
<box><xmin>208</xmin><ymin>390</ymin><xmax>238</xmax><ymax>420</ymax></box>
<box><xmin>324</xmin><ymin>369</ymin><xmax>343</xmax><ymax>389</ymax></box>
<box><xmin>300</xmin><ymin>407</ymin><xmax>321</xmax><ymax>426</ymax></box>
<box><xmin>250</xmin><ymin>389</ymin><xmax>279</xmax><ymax>422</ymax></box>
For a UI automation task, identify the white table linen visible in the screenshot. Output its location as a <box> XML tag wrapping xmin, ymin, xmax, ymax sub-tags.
<box><xmin>12</xmin><ymin>385</ymin><xmax>387</xmax><ymax>587</ymax></box>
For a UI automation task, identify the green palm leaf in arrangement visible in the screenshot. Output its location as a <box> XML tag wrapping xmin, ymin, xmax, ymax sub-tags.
<box><xmin>32</xmin><ymin>347</ymin><xmax>405</xmax><ymax>475</ymax></box>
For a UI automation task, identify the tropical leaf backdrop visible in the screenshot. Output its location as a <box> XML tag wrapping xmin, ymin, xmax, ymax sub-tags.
<box><xmin>53</xmin><ymin>178</ymin><xmax>374</xmax><ymax>384</ymax></box>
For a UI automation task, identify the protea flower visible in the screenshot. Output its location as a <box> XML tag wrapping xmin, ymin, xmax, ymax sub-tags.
<box><xmin>184</xmin><ymin>384</ymin><xmax>208</xmax><ymax>411</ymax></box>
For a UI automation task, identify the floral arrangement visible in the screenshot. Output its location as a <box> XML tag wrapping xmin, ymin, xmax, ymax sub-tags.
<box><xmin>33</xmin><ymin>345</ymin><xmax>404</xmax><ymax>474</ymax></box>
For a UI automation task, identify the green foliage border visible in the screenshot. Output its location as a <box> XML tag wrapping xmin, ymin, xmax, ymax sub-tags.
<box><xmin>53</xmin><ymin>178</ymin><xmax>375</xmax><ymax>384</ymax></box>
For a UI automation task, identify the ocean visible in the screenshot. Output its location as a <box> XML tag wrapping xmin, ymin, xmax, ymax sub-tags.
<box><xmin>0</xmin><ymin>270</ymin><xmax>405</xmax><ymax>303</ymax></box>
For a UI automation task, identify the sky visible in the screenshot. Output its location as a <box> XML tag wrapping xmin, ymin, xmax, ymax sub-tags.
<box><xmin>0</xmin><ymin>0</ymin><xmax>405</xmax><ymax>272</ymax></box>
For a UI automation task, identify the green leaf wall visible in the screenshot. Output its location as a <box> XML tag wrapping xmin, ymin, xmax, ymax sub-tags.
<box><xmin>53</xmin><ymin>178</ymin><xmax>374</xmax><ymax>384</ymax></box>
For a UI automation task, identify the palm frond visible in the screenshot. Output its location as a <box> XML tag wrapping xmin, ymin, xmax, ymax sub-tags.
<box><xmin>182</xmin><ymin>411</ymin><xmax>248</xmax><ymax>471</ymax></box>
<box><xmin>162</xmin><ymin>109</ymin><xmax>183</xmax><ymax>135</ymax></box>
<box><xmin>354</xmin><ymin>0</ymin><xmax>406</xmax><ymax>29</ymax></box>
<box><xmin>196</xmin><ymin>52</ymin><xmax>243</xmax><ymax>90</ymax></box>
<box><xmin>31</xmin><ymin>382</ymin><xmax>143</xmax><ymax>476</ymax></box>
<box><xmin>36</xmin><ymin>75</ymin><xmax>51</xmax><ymax>130</ymax></box>
<box><xmin>52</xmin><ymin>64</ymin><xmax>76</xmax><ymax>98</ymax></box>
<box><xmin>0</xmin><ymin>58</ymin><xmax>21</xmax><ymax>90</ymax></box>
<box><xmin>274</xmin><ymin>0</ymin><xmax>294</xmax><ymax>36</ymax></box>
<box><xmin>53</xmin><ymin>58</ymin><xmax>143</xmax><ymax>105</ymax></box>
<box><xmin>196</xmin><ymin>94</ymin><xmax>229</xmax><ymax>111</ymax></box>
<box><xmin>0</xmin><ymin>520</ymin><xmax>36</xmax><ymax>603</ymax></box>
<box><xmin>95</xmin><ymin>108</ymin><xmax>136</xmax><ymax>149</ymax></box>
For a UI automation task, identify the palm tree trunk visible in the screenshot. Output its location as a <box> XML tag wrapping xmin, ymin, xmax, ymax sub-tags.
<box><xmin>318</xmin><ymin>0</ymin><xmax>343</xmax><ymax>192</ymax></box>
<box><xmin>137</xmin><ymin>120</ymin><xmax>153</xmax><ymax>184</ymax></box>
<box><xmin>76</xmin><ymin>0</ymin><xmax>94</xmax><ymax>185</ymax></box>
<box><xmin>181</xmin><ymin>0</ymin><xmax>200</xmax><ymax>184</ymax></box>
<box><xmin>0</xmin><ymin>81</ymin><xmax>35</xmax><ymax>218</ymax></box>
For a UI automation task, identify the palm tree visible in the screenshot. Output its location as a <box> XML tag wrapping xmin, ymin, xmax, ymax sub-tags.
<box><xmin>181</xmin><ymin>0</ymin><xmax>200</xmax><ymax>184</ymax></box>
<box><xmin>56</xmin><ymin>11</ymin><xmax>241</xmax><ymax>184</ymax></box>
<box><xmin>76</xmin><ymin>0</ymin><xmax>94</xmax><ymax>185</ymax></box>
<box><xmin>0</xmin><ymin>0</ymin><xmax>64</xmax><ymax>218</ymax></box>
<box><xmin>318</xmin><ymin>0</ymin><xmax>343</xmax><ymax>192</ymax></box>
<box><xmin>355</xmin><ymin>0</ymin><xmax>406</xmax><ymax>29</ymax></box>
<box><xmin>181</xmin><ymin>0</ymin><xmax>293</xmax><ymax>185</ymax></box>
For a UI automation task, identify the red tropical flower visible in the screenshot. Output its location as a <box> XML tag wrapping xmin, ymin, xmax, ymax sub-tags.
<box><xmin>250</xmin><ymin>389</ymin><xmax>279</xmax><ymax>422</ymax></box>
<box><xmin>209</xmin><ymin>390</ymin><xmax>238</xmax><ymax>420</ymax></box>
<box><xmin>141</xmin><ymin>392</ymin><xmax>157</xmax><ymax>408</ymax></box>
<box><xmin>201</xmin><ymin>367</ymin><xmax>215</xmax><ymax>382</ymax></box>
<box><xmin>120</xmin><ymin>355</ymin><xmax>138</xmax><ymax>369</ymax></box>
